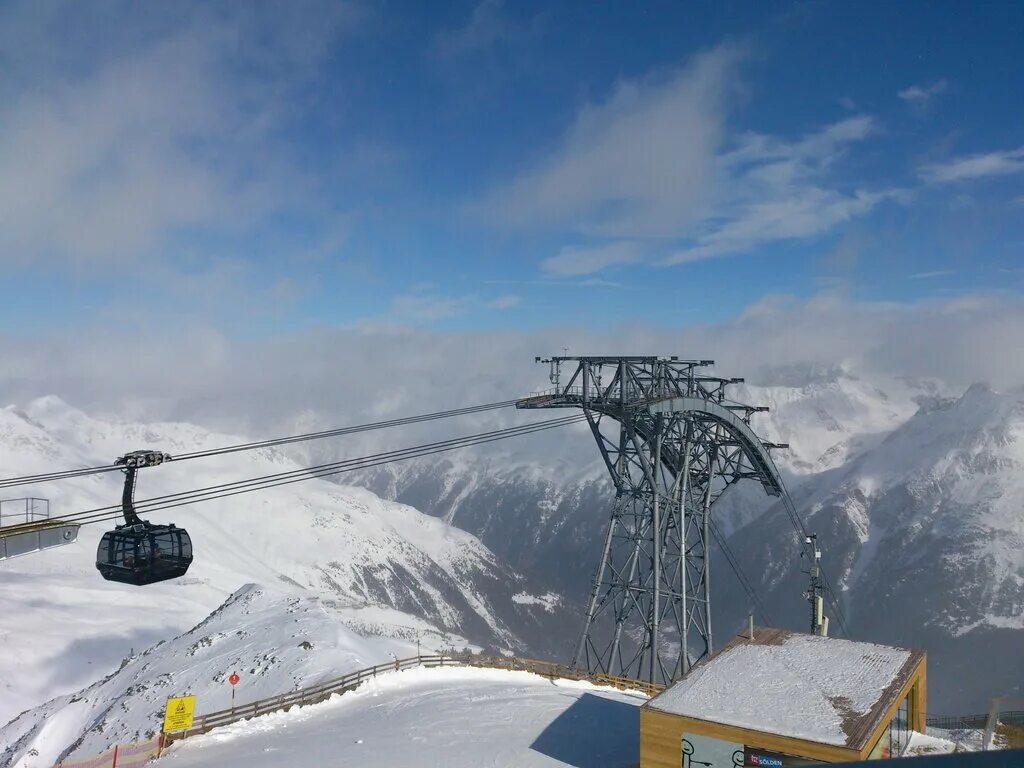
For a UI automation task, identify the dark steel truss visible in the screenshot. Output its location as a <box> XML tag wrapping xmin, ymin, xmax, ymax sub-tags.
<box><xmin>517</xmin><ymin>356</ymin><xmax>787</xmax><ymax>685</ymax></box>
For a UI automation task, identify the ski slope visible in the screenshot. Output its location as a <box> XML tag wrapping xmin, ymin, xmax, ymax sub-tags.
<box><xmin>158</xmin><ymin>666</ymin><xmax>648</xmax><ymax>768</ymax></box>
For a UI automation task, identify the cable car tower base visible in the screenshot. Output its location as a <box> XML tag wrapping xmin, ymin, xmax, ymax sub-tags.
<box><xmin>517</xmin><ymin>356</ymin><xmax>789</xmax><ymax>686</ymax></box>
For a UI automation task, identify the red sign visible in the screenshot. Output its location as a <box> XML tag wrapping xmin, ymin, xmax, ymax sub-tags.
<box><xmin>228</xmin><ymin>673</ymin><xmax>240</xmax><ymax>686</ymax></box>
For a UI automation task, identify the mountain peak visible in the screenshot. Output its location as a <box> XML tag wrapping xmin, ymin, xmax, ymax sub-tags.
<box><xmin>958</xmin><ymin>381</ymin><xmax>997</xmax><ymax>403</ymax></box>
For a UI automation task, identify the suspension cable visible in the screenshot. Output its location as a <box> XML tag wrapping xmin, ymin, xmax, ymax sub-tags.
<box><xmin>707</xmin><ymin>516</ymin><xmax>775</xmax><ymax>626</ymax></box>
<box><xmin>172</xmin><ymin>399</ymin><xmax>520</xmax><ymax>460</ymax></box>
<box><xmin>0</xmin><ymin>414</ymin><xmax>586</xmax><ymax>535</ymax></box>
<box><xmin>0</xmin><ymin>464</ymin><xmax>122</xmax><ymax>490</ymax></box>
<box><xmin>0</xmin><ymin>399</ymin><xmax>520</xmax><ymax>491</ymax></box>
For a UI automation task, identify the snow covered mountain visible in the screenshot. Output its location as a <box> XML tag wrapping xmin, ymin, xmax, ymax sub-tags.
<box><xmin>716</xmin><ymin>382</ymin><xmax>1024</xmax><ymax>712</ymax></box>
<box><xmin>350</xmin><ymin>370</ymin><xmax>1023</xmax><ymax>712</ymax></box>
<box><xmin>3</xmin><ymin>366</ymin><xmax>1020</xmax><ymax>746</ymax></box>
<box><xmin>0</xmin><ymin>398</ymin><xmax>564</xmax><ymax>729</ymax></box>
<box><xmin>0</xmin><ymin>585</ymin><xmax>424</xmax><ymax>767</ymax></box>
<box><xmin>349</xmin><ymin>368</ymin><xmax>942</xmax><ymax>608</ymax></box>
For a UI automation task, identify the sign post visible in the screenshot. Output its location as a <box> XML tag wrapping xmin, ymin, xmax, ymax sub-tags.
<box><xmin>163</xmin><ymin>695</ymin><xmax>196</xmax><ymax>734</ymax></box>
<box><xmin>229</xmin><ymin>671</ymin><xmax>240</xmax><ymax>714</ymax></box>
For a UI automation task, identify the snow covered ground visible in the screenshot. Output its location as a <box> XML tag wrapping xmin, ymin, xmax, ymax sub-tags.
<box><xmin>157</xmin><ymin>666</ymin><xmax>648</xmax><ymax>768</ymax></box>
<box><xmin>0</xmin><ymin>585</ymin><xmax>448</xmax><ymax>767</ymax></box>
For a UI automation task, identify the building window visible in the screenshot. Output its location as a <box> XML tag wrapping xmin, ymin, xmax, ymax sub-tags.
<box><xmin>868</xmin><ymin>727</ymin><xmax>891</xmax><ymax>760</ymax></box>
<box><xmin>889</xmin><ymin>696</ymin><xmax>910</xmax><ymax>757</ymax></box>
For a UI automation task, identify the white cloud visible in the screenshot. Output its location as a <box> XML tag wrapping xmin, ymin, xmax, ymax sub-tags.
<box><xmin>0</xmin><ymin>1</ymin><xmax>360</xmax><ymax>265</ymax></box>
<box><xmin>473</xmin><ymin>45</ymin><xmax>892</xmax><ymax>272</ymax></box>
<box><xmin>386</xmin><ymin>288</ymin><xmax>521</xmax><ymax>323</ymax></box>
<box><xmin>433</xmin><ymin>0</ymin><xmax>519</xmax><ymax>60</ymax></box>
<box><xmin>486</xmin><ymin>295</ymin><xmax>522</xmax><ymax>309</ymax></box>
<box><xmin>541</xmin><ymin>242</ymin><xmax>641</xmax><ymax>276</ymax></box>
<box><xmin>389</xmin><ymin>293</ymin><xmax>468</xmax><ymax>322</ymax></box>
<box><xmin>666</xmin><ymin>191</ymin><xmax>891</xmax><ymax>265</ymax></box>
<box><xmin>2</xmin><ymin>293</ymin><xmax>1023</xmax><ymax>454</ymax></box>
<box><xmin>919</xmin><ymin>147</ymin><xmax>1024</xmax><ymax>184</ymax></box>
<box><xmin>664</xmin><ymin>116</ymin><xmax>895</xmax><ymax>265</ymax></box>
<box><xmin>898</xmin><ymin>79</ymin><xmax>948</xmax><ymax>110</ymax></box>
<box><xmin>471</xmin><ymin>44</ymin><xmax>741</xmax><ymax>237</ymax></box>
<box><xmin>909</xmin><ymin>270</ymin><xmax>955</xmax><ymax>279</ymax></box>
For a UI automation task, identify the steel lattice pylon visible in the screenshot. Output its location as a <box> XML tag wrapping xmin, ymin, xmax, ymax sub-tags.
<box><xmin>517</xmin><ymin>356</ymin><xmax>787</xmax><ymax>685</ymax></box>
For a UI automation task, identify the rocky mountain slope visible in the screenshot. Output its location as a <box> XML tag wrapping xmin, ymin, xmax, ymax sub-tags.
<box><xmin>350</xmin><ymin>368</ymin><xmax>939</xmax><ymax>599</ymax></box>
<box><xmin>717</xmin><ymin>382</ymin><xmax>1024</xmax><ymax>712</ymax></box>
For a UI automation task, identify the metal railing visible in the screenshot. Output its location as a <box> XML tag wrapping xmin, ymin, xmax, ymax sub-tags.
<box><xmin>0</xmin><ymin>497</ymin><xmax>50</xmax><ymax>527</ymax></box>
<box><xmin>927</xmin><ymin>714</ymin><xmax>991</xmax><ymax>730</ymax></box>
<box><xmin>928</xmin><ymin>711</ymin><xmax>1024</xmax><ymax>731</ymax></box>
<box><xmin>0</xmin><ymin>496</ymin><xmax>79</xmax><ymax>561</ymax></box>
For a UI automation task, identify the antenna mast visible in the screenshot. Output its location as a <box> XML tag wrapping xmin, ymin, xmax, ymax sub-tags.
<box><xmin>805</xmin><ymin>534</ymin><xmax>829</xmax><ymax>636</ymax></box>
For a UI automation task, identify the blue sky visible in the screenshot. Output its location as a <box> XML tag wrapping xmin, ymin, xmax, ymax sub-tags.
<box><xmin>1</xmin><ymin>0</ymin><xmax>1022</xmax><ymax>337</ymax></box>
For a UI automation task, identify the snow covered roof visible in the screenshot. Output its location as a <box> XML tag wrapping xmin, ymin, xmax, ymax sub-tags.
<box><xmin>644</xmin><ymin>627</ymin><xmax>924</xmax><ymax>749</ymax></box>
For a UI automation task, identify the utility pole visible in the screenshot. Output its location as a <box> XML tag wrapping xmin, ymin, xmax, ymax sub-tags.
<box><xmin>805</xmin><ymin>534</ymin><xmax>829</xmax><ymax>637</ymax></box>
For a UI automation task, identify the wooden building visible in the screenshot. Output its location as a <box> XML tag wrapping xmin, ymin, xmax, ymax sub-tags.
<box><xmin>640</xmin><ymin>627</ymin><xmax>926</xmax><ymax>767</ymax></box>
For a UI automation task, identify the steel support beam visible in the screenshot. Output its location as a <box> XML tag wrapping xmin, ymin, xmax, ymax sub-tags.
<box><xmin>518</xmin><ymin>356</ymin><xmax>785</xmax><ymax>685</ymax></box>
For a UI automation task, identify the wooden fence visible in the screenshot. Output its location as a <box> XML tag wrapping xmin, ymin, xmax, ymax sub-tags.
<box><xmin>164</xmin><ymin>653</ymin><xmax>662</xmax><ymax>746</ymax></box>
<box><xmin>458</xmin><ymin>654</ymin><xmax>665</xmax><ymax>697</ymax></box>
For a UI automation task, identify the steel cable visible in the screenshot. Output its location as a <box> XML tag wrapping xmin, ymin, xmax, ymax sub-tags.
<box><xmin>0</xmin><ymin>414</ymin><xmax>586</xmax><ymax>535</ymax></box>
<box><xmin>707</xmin><ymin>516</ymin><xmax>775</xmax><ymax>626</ymax></box>
<box><xmin>0</xmin><ymin>399</ymin><xmax>519</xmax><ymax>491</ymax></box>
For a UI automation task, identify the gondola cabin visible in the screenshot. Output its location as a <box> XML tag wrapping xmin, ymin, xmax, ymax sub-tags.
<box><xmin>96</xmin><ymin>523</ymin><xmax>192</xmax><ymax>586</ymax></box>
<box><xmin>95</xmin><ymin>449</ymin><xmax>194</xmax><ymax>586</ymax></box>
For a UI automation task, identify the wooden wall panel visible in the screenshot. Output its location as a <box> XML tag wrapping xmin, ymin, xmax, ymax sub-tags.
<box><xmin>640</xmin><ymin>709</ymin><xmax>861</xmax><ymax>766</ymax></box>
<box><xmin>640</xmin><ymin>709</ymin><xmax>683</xmax><ymax>768</ymax></box>
<box><xmin>913</xmin><ymin>664</ymin><xmax>927</xmax><ymax>733</ymax></box>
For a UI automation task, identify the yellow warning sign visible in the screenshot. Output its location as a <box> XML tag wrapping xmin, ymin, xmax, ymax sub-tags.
<box><xmin>163</xmin><ymin>695</ymin><xmax>196</xmax><ymax>732</ymax></box>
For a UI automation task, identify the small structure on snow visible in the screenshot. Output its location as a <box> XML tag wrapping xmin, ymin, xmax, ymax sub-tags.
<box><xmin>640</xmin><ymin>627</ymin><xmax>927</xmax><ymax>766</ymax></box>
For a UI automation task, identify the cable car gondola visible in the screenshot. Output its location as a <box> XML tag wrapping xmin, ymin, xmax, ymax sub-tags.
<box><xmin>96</xmin><ymin>450</ymin><xmax>193</xmax><ymax>586</ymax></box>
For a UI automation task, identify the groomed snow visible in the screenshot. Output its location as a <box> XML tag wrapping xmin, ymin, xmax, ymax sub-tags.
<box><xmin>646</xmin><ymin>632</ymin><xmax>913</xmax><ymax>746</ymax></box>
<box><xmin>158</xmin><ymin>666</ymin><xmax>648</xmax><ymax>768</ymax></box>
